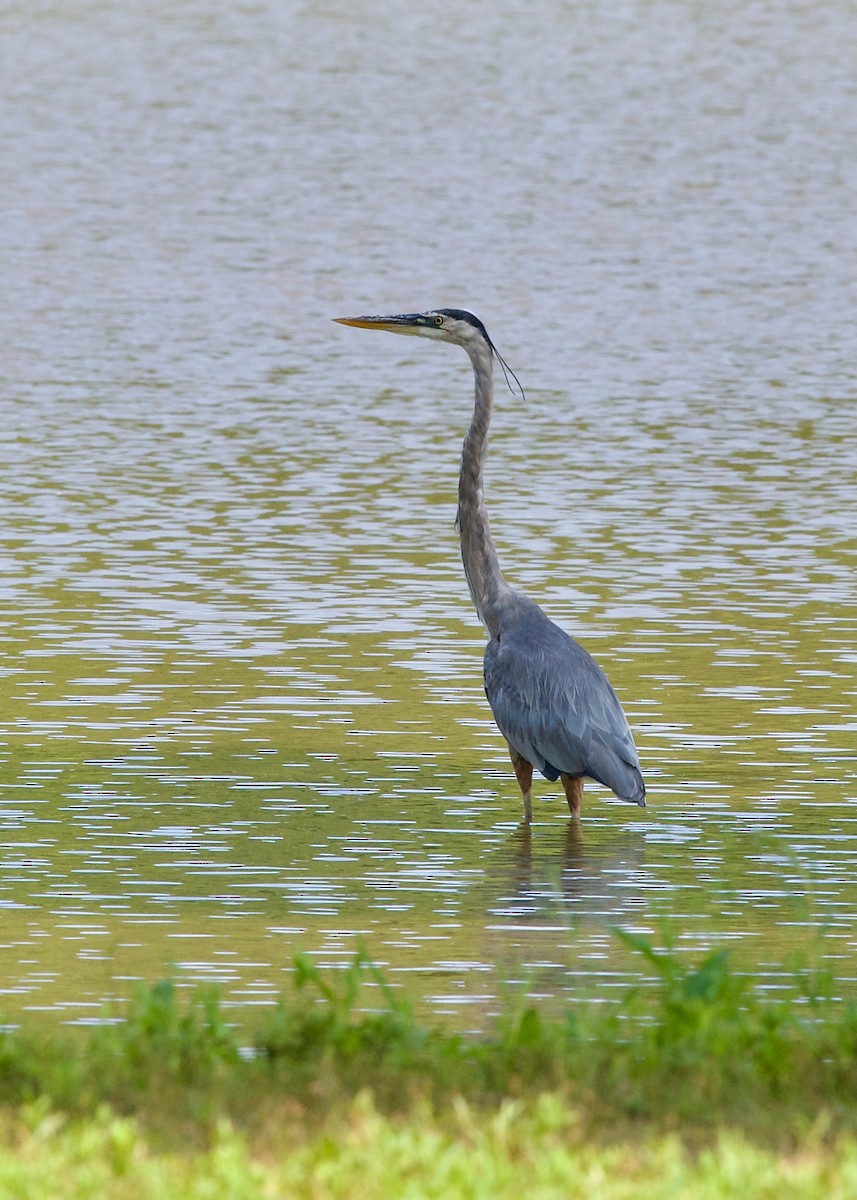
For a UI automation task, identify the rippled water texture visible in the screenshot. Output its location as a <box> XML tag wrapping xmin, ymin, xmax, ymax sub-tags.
<box><xmin>1</xmin><ymin>0</ymin><xmax>855</xmax><ymax>1023</ymax></box>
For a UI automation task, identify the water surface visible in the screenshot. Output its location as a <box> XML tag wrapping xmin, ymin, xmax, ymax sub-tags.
<box><xmin>0</xmin><ymin>0</ymin><xmax>855</xmax><ymax>1023</ymax></box>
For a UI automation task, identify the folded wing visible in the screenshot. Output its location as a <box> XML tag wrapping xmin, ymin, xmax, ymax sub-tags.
<box><xmin>483</xmin><ymin>606</ymin><xmax>645</xmax><ymax>806</ymax></box>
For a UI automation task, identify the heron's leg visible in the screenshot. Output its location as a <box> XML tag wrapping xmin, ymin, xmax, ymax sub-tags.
<box><xmin>560</xmin><ymin>774</ymin><xmax>584</xmax><ymax>817</ymax></box>
<box><xmin>508</xmin><ymin>747</ymin><xmax>533</xmax><ymax>823</ymax></box>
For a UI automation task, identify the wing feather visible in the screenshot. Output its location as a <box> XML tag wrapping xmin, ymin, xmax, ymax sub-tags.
<box><xmin>483</xmin><ymin>606</ymin><xmax>645</xmax><ymax>805</ymax></box>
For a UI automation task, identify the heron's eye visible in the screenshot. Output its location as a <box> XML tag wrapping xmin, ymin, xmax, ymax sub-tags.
<box><xmin>434</xmin><ymin>315</ymin><xmax>444</xmax><ymax>326</ymax></box>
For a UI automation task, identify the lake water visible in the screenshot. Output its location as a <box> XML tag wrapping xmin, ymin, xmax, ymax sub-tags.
<box><xmin>1</xmin><ymin>0</ymin><xmax>855</xmax><ymax>1025</ymax></box>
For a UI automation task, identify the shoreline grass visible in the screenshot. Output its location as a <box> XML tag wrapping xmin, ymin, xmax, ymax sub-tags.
<box><xmin>1</xmin><ymin>929</ymin><xmax>853</xmax><ymax>1158</ymax></box>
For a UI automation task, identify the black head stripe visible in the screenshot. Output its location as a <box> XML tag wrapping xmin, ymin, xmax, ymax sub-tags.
<box><xmin>433</xmin><ymin>308</ymin><xmax>525</xmax><ymax>402</ymax></box>
<box><xmin>435</xmin><ymin>308</ymin><xmax>490</xmax><ymax>341</ymax></box>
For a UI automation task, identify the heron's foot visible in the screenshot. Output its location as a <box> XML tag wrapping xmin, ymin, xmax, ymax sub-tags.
<box><xmin>561</xmin><ymin>774</ymin><xmax>584</xmax><ymax>817</ymax></box>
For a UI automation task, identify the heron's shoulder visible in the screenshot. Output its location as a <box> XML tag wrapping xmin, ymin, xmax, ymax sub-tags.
<box><xmin>494</xmin><ymin>592</ymin><xmax>581</xmax><ymax>653</ymax></box>
<box><xmin>487</xmin><ymin>594</ymin><xmax>608</xmax><ymax>695</ymax></box>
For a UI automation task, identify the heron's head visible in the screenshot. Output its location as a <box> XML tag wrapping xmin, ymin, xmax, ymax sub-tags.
<box><xmin>334</xmin><ymin>308</ymin><xmax>493</xmax><ymax>353</ymax></box>
<box><xmin>334</xmin><ymin>308</ymin><xmax>524</xmax><ymax>398</ymax></box>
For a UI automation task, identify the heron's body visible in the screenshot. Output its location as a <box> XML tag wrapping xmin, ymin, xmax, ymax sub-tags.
<box><xmin>334</xmin><ymin>308</ymin><xmax>645</xmax><ymax>822</ymax></box>
<box><xmin>484</xmin><ymin>590</ymin><xmax>645</xmax><ymax>811</ymax></box>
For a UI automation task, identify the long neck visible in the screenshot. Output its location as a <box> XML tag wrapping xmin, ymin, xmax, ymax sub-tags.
<box><xmin>458</xmin><ymin>340</ymin><xmax>511</xmax><ymax>637</ymax></box>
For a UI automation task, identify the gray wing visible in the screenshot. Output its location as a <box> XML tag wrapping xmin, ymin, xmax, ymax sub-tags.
<box><xmin>483</xmin><ymin>608</ymin><xmax>645</xmax><ymax>806</ymax></box>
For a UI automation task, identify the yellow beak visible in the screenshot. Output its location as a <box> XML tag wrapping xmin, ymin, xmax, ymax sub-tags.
<box><xmin>333</xmin><ymin>313</ymin><xmax>426</xmax><ymax>334</ymax></box>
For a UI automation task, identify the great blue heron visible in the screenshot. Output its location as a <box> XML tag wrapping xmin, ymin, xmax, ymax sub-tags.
<box><xmin>334</xmin><ymin>308</ymin><xmax>645</xmax><ymax>822</ymax></box>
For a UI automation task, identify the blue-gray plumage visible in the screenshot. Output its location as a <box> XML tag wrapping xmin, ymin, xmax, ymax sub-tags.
<box><xmin>334</xmin><ymin>307</ymin><xmax>646</xmax><ymax>822</ymax></box>
<box><xmin>484</xmin><ymin>591</ymin><xmax>645</xmax><ymax>804</ymax></box>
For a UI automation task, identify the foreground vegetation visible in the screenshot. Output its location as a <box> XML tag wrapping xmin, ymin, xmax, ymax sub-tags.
<box><xmin>1</xmin><ymin>1098</ymin><xmax>854</xmax><ymax>1200</ymax></box>
<box><xmin>0</xmin><ymin>929</ymin><xmax>854</xmax><ymax>1196</ymax></box>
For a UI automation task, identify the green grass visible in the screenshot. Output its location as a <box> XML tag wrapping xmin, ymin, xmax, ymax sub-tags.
<box><xmin>0</xmin><ymin>928</ymin><xmax>854</xmax><ymax>1195</ymax></box>
<box><xmin>1</xmin><ymin>1097</ymin><xmax>854</xmax><ymax>1200</ymax></box>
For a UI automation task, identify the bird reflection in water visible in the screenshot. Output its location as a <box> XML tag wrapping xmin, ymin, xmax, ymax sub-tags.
<box><xmin>499</xmin><ymin>815</ymin><xmax>647</xmax><ymax>920</ymax></box>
